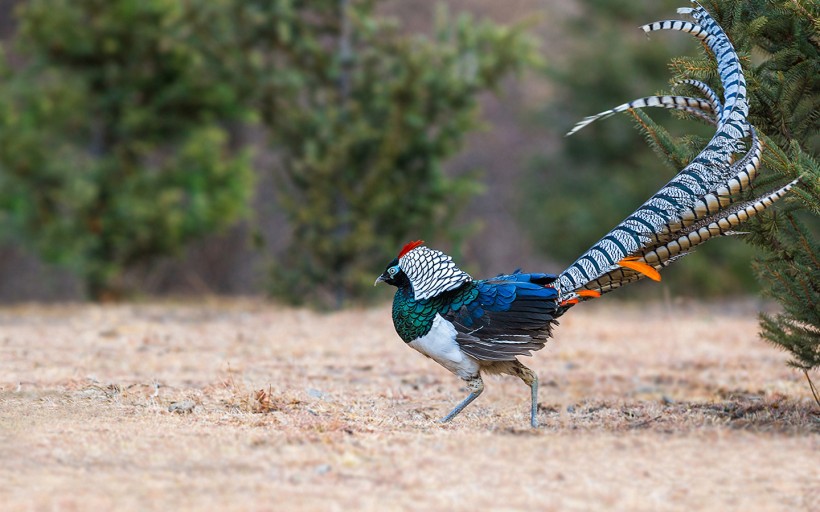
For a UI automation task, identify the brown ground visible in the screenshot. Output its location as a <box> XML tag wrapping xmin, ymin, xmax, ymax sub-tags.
<box><xmin>1</xmin><ymin>300</ymin><xmax>818</xmax><ymax>511</ymax></box>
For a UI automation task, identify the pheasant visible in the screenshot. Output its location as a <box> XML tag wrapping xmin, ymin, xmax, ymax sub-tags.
<box><xmin>375</xmin><ymin>3</ymin><xmax>799</xmax><ymax>427</ymax></box>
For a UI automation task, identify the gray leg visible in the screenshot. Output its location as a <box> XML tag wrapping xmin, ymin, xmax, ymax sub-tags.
<box><xmin>439</xmin><ymin>376</ymin><xmax>484</xmax><ymax>424</ymax></box>
<box><xmin>511</xmin><ymin>361</ymin><xmax>539</xmax><ymax>428</ymax></box>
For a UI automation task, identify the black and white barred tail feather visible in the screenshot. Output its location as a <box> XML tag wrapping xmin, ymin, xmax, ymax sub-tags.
<box><xmin>675</xmin><ymin>4</ymin><xmax>748</xmax><ymax>128</ymax></box>
<box><xmin>676</xmin><ymin>79</ymin><xmax>722</xmax><ymax>117</ymax></box>
<box><xmin>565</xmin><ymin>79</ymin><xmax>727</xmax><ymax>137</ymax></box>
<box><xmin>669</xmin><ymin>179</ymin><xmax>795</xmax><ymax>243</ymax></box>
<box><xmin>640</xmin><ymin>180</ymin><xmax>797</xmax><ymax>270</ymax></box>
<box><xmin>641</xmin><ymin>8</ymin><xmax>748</xmax><ymax>132</ymax></box>
<box><xmin>565</xmin><ymin>95</ymin><xmax>717</xmax><ymax>137</ymax></box>
<box><xmin>555</xmin><ymin>3</ymin><xmax>794</xmax><ymax>301</ymax></box>
<box><xmin>565</xmin><ymin>4</ymin><xmax>743</xmax><ymax>138</ymax></box>
<box><xmin>579</xmin><ymin>179</ymin><xmax>798</xmax><ymax>296</ymax></box>
<box><xmin>583</xmin><ymin>129</ymin><xmax>767</xmax><ymax>295</ymax></box>
<box><xmin>648</xmin><ymin>126</ymin><xmax>763</xmax><ymax>244</ymax></box>
<box><xmin>559</xmin><ymin>3</ymin><xmax>748</xmax><ymax>294</ymax></box>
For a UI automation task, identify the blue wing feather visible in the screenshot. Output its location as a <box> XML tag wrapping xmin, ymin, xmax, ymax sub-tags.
<box><xmin>443</xmin><ymin>272</ymin><xmax>560</xmax><ymax>360</ymax></box>
<box><xmin>476</xmin><ymin>274</ymin><xmax>558</xmax><ymax>312</ymax></box>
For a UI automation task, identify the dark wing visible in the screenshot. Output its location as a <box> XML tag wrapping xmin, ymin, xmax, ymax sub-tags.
<box><xmin>443</xmin><ymin>274</ymin><xmax>560</xmax><ymax>361</ymax></box>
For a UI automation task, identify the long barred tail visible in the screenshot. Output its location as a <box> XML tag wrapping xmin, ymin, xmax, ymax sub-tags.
<box><xmin>564</xmin><ymin>95</ymin><xmax>718</xmax><ymax>137</ymax></box>
<box><xmin>585</xmin><ymin>179</ymin><xmax>798</xmax><ymax>295</ymax></box>
<box><xmin>556</xmin><ymin>2</ymin><xmax>797</xmax><ymax>303</ymax></box>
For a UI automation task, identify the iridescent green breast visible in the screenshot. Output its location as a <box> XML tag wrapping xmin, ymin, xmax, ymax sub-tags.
<box><xmin>391</xmin><ymin>282</ymin><xmax>478</xmax><ymax>342</ymax></box>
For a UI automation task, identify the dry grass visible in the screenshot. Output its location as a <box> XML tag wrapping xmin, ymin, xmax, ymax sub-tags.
<box><xmin>1</xmin><ymin>299</ymin><xmax>818</xmax><ymax>511</ymax></box>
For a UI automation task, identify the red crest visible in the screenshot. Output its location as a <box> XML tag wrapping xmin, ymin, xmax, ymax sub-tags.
<box><xmin>398</xmin><ymin>240</ymin><xmax>424</xmax><ymax>259</ymax></box>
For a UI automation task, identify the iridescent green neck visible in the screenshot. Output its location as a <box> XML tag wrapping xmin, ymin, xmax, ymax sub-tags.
<box><xmin>391</xmin><ymin>282</ymin><xmax>478</xmax><ymax>342</ymax></box>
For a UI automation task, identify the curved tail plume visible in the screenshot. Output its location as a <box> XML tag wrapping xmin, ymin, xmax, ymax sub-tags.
<box><xmin>565</xmin><ymin>95</ymin><xmax>717</xmax><ymax>137</ymax></box>
<box><xmin>556</xmin><ymin>2</ymin><xmax>796</xmax><ymax>303</ymax></box>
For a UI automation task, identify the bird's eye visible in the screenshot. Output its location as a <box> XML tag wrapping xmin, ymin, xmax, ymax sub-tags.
<box><xmin>388</xmin><ymin>267</ymin><xmax>398</xmax><ymax>276</ymax></box>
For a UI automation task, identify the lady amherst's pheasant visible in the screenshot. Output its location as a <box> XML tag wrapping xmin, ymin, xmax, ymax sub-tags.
<box><xmin>375</xmin><ymin>3</ymin><xmax>799</xmax><ymax>427</ymax></box>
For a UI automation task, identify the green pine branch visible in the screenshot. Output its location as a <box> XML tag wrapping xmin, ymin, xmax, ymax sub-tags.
<box><xmin>588</xmin><ymin>0</ymin><xmax>820</xmax><ymax>375</ymax></box>
<box><xmin>652</xmin><ymin>0</ymin><xmax>820</xmax><ymax>375</ymax></box>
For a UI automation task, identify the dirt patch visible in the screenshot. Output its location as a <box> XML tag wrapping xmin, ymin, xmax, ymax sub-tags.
<box><xmin>1</xmin><ymin>300</ymin><xmax>818</xmax><ymax>511</ymax></box>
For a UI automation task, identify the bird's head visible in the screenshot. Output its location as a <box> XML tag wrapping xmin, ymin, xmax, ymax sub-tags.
<box><xmin>374</xmin><ymin>257</ymin><xmax>407</xmax><ymax>288</ymax></box>
<box><xmin>374</xmin><ymin>240</ymin><xmax>423</xmax><ymax>288</ymax></box>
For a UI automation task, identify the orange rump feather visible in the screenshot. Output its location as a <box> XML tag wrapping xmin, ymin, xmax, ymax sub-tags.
<box><xmin>618</xmin><ymin>257</ymin><xmax>661</xmax><ymax>282</ymax></box>
<box><xmin>577</xmin><ymin>290</ymin><xmax>602</xmax><ymax>299</ymax></box>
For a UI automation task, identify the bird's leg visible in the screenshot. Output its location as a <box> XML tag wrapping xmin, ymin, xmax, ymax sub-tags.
<box><xmin>439</xmin><ymin>375</ymin><xmax>484</xmax><ymax>424</ymax></box>
<box><xmin>510</xmin><ymin>361</ymin><xmax>539</xmax><ymax>428</ymax></box>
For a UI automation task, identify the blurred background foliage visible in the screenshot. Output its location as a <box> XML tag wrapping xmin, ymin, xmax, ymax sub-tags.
<box><xmin>0</xmin><ymin>0</ymin><xmax>254</xmax><ymax>299</ymax></box>
<box><xmin>0</xmin><ymin>0</ymin><xmax>539</xmax><ymax>305</ymax></box>
<box><xmin>0</xmin><ymin>0</ymin><xmax>815</xmax><ymax>318</ymax></box>
<box><xmin>253</xmin><ymin>1</ymin><xmax>539</xmax><ymax>307</ymax></box>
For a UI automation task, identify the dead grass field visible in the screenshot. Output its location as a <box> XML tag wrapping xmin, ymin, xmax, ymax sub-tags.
<box><xmin>1</xmin><ymin>299</ymin><xmax>818</xmax><ymax>511</ymax></box>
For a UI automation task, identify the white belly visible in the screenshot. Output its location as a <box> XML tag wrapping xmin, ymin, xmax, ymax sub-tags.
<box><xmin>408</xmin><ymin>314</ymin><xmax>480</xmax><ymax>379</ymax></box>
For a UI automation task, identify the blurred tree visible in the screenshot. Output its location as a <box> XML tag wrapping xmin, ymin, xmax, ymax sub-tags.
<box><xmin>221</xmin><ymin>0</ymin><xmax>540</xmax><ymax>308</ymax></box>
<box><xmin>0</xmin><ymin>0</ymin><xmax>253</xmax><ymax>299</ymax></box>
<box><xmin>521</xmin><ymin>0</ymin><xmax>761</xmax><ymax>297</ymax></box>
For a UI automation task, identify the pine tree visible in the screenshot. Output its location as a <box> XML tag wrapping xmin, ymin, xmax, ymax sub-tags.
<box><xmin>230</xmin><ymin>0</ymin><xmax>539</xmax><ymax>308</ymax></box>
<box><xmin>628</xmin><ymin>1</ymin><xmax>819</xmax><ymax>376</ymax></box>
<box><xmin>715</xmin><ymin>0</ymin><xmax>819</xmax><ymax>375</ymax></box>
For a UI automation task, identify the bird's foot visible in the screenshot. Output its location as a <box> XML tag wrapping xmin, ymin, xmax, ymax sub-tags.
<box><xmin>437</xmin><ymin>377</ymin><xmax>484</xmax><ymax>424</ymax></box>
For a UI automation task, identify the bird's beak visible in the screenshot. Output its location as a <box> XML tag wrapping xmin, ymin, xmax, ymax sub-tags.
<box><xmin>374</xmin><ymin>275</ymin><xmax>386</xmax><ymax>286</ymax></box>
